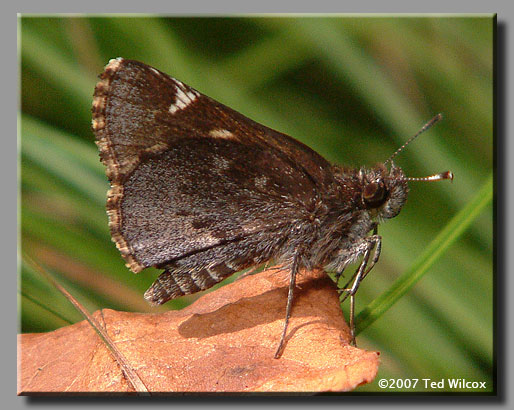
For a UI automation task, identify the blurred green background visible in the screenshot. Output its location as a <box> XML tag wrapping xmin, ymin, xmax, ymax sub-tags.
<box><xmin>19</xmin><ymin>16</ymin><xmax>493</xmax><ymax>392</ymax></box>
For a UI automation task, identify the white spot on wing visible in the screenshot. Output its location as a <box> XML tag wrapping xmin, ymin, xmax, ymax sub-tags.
<box><xmin>169</xmin><ymin>80</ymin><xmax>200</xmax><ymax>114</ymax></box>
<box><xmin>208</xmin><ymin>129</ymin><xmax>236</xmax><ymax>139</ymax></box>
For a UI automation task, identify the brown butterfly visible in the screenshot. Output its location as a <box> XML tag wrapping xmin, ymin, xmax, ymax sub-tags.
<box><xmin>92</xmin><ymin>58</ymin><xmax>452</xmax><ymax>357</ymax></box>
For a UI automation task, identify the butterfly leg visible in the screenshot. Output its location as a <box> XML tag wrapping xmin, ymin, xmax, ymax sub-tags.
<box><xmin>274</xmin><ymin>256</ymin><xmax>300</xmax><ymax>359</ymax></box>
<box><xmin>338</xmin><ymin>231</ymin><xmax>381</xmax><ymax>346</ymax></box>
<box><xmin>338</xmin><ymin>224</ymin><xmax>380</xmax><ymax>303</ymax></box>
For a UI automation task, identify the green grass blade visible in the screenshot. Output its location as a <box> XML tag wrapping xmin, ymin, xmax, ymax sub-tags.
<box><xmin>21</xmin><ymin>114</ymin><xmax>107</xmax><ymax>206</ymax></box>
<box><xmin>356</xmin><ymin>173</ymin><xmax>493</xmax><ymax>333</ymax></box>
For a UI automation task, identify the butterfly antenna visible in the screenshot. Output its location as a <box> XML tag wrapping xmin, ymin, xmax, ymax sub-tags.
<box><xmin>384</xmin><ymin>113</ymin><xmax>443</xmax><ymax>165</ymax></box>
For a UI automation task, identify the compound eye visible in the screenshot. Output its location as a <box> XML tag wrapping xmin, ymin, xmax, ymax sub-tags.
<box><xmin>363</xmin><ymin>181</ymin><xmax>387</xmax><ymax>208</ymax></box>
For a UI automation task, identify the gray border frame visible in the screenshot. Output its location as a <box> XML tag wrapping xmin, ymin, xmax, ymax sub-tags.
<box><xmin>10</xmin><ymin>1</ymin><xmax>510</xmax><ymax>407</ymax></box>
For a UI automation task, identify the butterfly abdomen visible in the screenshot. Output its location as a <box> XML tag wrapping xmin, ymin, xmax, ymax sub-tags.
<box><xmin>144</xmin><ymin>262</ymin><xmax>243</xmax><ymax>305</ymax></box>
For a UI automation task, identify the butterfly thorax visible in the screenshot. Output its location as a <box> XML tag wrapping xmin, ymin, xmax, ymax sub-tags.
<box><xmin>301</xmin><ymin>163</ymin><xmax>408</xmax><ymax>272</ymax></box>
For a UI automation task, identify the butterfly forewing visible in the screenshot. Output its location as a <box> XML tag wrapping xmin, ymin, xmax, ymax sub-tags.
<box><xmin>93</xmin><ymin>58</ymin><xmax>335</xmax><ymax>276</ymax></box>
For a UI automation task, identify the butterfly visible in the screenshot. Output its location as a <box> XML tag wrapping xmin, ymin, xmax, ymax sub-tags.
<box><xmin>92</xmin><ymin>58</ymin><xmax>452</xmax><ymax>357</ymax></box>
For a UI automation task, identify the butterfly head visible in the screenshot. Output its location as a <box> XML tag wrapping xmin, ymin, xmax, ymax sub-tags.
<box><xmin>359</xmin><ymin>113</ymin><xmax>454</xmax><ymax>221</ymax></box>
<box><xmin>359</xmin><ymin>161</ymin><xmax>453</xmax><ymax>221</ymax></box>
<box><xmin>359</xmin><ymin>163</ymin><xmax>408</xmax><ymax>220</ymax></box>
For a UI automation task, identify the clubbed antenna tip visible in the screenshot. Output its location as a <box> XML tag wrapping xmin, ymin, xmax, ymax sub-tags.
<box><xmin>406</xmin><ymin>170</ymin><xmax>454</xmax><ymax>182</ymax></box>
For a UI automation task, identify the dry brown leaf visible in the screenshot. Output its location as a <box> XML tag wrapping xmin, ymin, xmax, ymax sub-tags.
<box><xmin>18</xmin><ymin>267</ymin><xmax>379</xmax><ymax>393</ymax></box>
